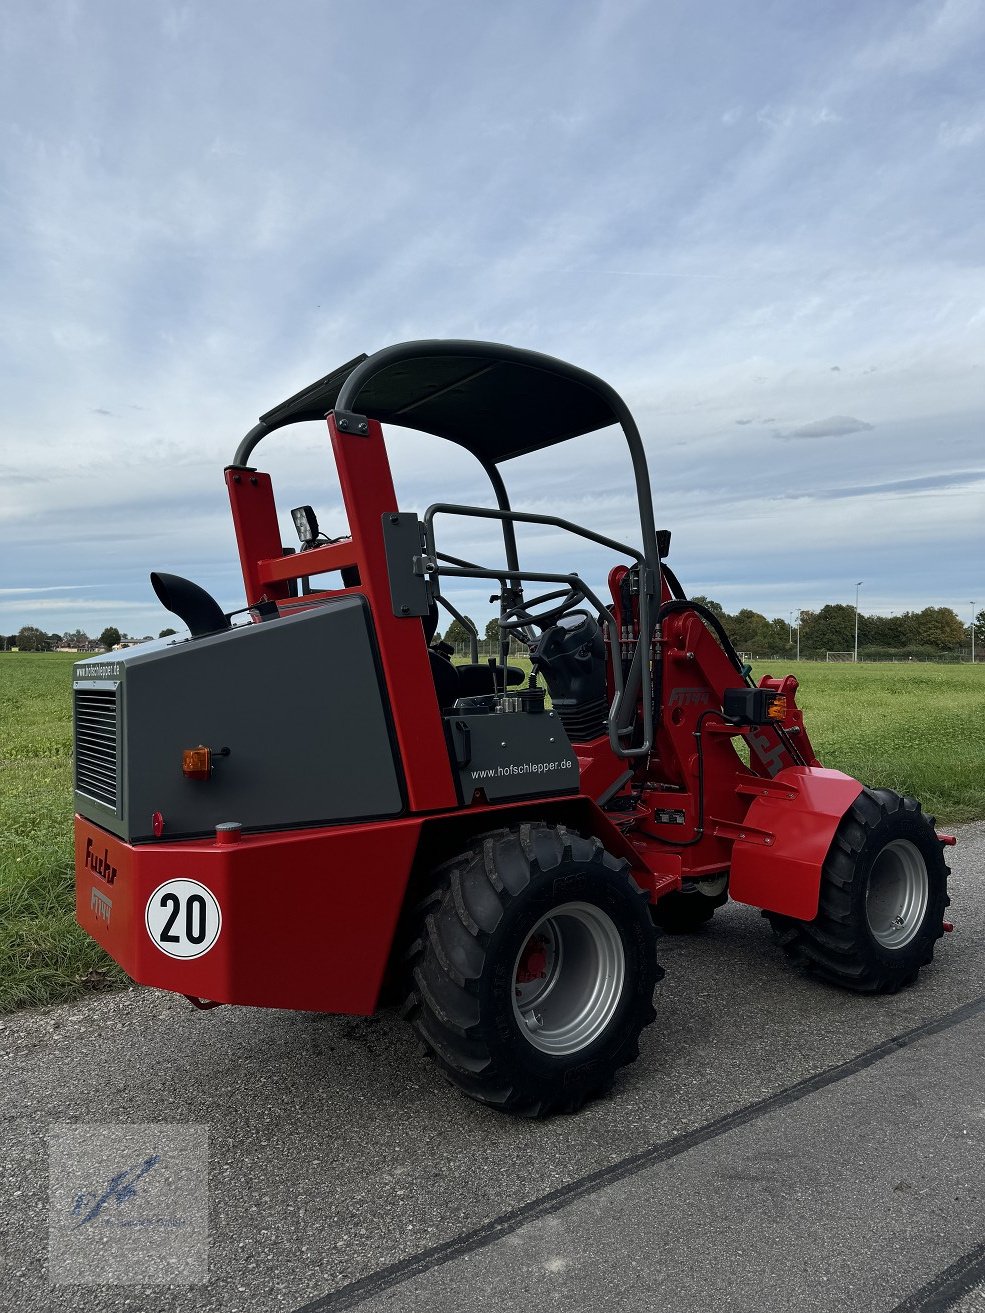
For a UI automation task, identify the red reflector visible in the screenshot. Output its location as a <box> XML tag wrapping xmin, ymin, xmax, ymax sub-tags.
<box><xmin>943</xmin><ymin>921</ymin><xmax>954</xmax><ymax>933</ymax></box>
<box><xmin>936</xmin><ymin>833</ymin><xmax>957</xmax><ymax>847</ymax></box>
<box><xmin>152</xmin><ymin>811</ymin><xmax>164</xmax><ymax>838</ymax></box>
<box><xmin>183</xmin><ymin>746</ymin><xmax>212</xmax><ymax>780</ymax></box>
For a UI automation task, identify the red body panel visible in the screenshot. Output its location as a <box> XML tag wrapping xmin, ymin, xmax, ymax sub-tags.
<box><xmin>76</xmin><ymin>815</ymin><xmax>421</xmax><ymax>1013</ymax></box>
<box><xmin>75</xmin><ymin>793</ymin><xmax>661</xmax><ymax>1012</ymax></box>
<box><xmin>728</xmin><ymin>767</ymin><xmax>864</xmax><ymax>919</ymax></box>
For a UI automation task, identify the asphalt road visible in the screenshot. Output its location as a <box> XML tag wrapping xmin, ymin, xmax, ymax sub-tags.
<box><xmin>3</xmin><ymin>821</ymin><xmax>983</xmax><ymax>1313</ymax></box>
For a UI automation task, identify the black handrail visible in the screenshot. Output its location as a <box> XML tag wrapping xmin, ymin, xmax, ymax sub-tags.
<box><xmin>421</xmin><ymin>502</ymin><xmax>654</xmax><ymax>761</ymax></box>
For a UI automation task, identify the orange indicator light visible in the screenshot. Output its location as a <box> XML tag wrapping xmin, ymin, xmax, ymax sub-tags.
<box><xmin>182</xmin><ymin>746</ymin><xmax>212</xmax><ymax>780</ymax></box>
<box><xmin>767</xmin><ymin>696</ymin><xmax>788</xmax><ymax>721</ymax></box>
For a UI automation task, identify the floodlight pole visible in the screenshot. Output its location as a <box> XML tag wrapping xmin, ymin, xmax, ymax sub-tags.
<box><xmin>854</xmin><ymin>582</ymin><xmax>863</xmax><ymax>663</ymax></box>
<box><xmin>796</xmin><ymin>610</ymin><xmax>801</xmax><ymax>661</ymax></box>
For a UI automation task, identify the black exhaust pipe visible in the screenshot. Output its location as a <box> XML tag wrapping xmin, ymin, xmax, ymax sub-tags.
<box><xmin>150</xmin><ymin>572</ymin><xmax>231</xmax><ymax>639</ymax></box>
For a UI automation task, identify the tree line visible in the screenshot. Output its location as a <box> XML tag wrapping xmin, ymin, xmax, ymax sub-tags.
<box><xmin>442</xmin><ymin>602</ymin><xmax>983</xmax><ymax>659</ymax></box>
<box><xmin>7</xmin><ymin>603</ymin><xmax>982</xmax><ymax>660</ymax></box>
<box><xmin>4</xmin><ymin>626</ymin><xmax>176</xmax><ymax>652</ymax></box>
<box><xmin>689</xmin><ymin>599</ymin><xmax>981</xmax><ymax>658</ymax></box>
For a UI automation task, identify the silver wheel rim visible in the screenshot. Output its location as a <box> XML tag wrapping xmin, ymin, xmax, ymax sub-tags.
<box><xmin>511</xmin><ymin>901</ymin><xmax>625</xmax><ymax>1055</ymax></box>
<box><xmin>865</xmin><ymin>839</ymin><xmax>930</xmax><ymax>949</ymax></box>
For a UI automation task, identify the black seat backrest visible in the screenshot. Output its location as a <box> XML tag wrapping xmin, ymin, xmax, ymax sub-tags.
<box><xmin>456</xmin><ymin>663</ymin><xmax>525</xmax><ymax>697</ymax></box>
<box><xmin>428</xmin><ymin>647</ymin><xmax>459</xmax><ymax>711</ymax></box>
<box><xmin>422</xmin><ymin>602</ymin><xmax>458</xmax><ymax>710</ymax></box>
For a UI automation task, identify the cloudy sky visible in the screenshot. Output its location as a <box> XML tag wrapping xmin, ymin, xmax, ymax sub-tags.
<box><xmin>1</xmin><ymin>0</ymin><xmax>983</xmax><ymax>640</ymax></box>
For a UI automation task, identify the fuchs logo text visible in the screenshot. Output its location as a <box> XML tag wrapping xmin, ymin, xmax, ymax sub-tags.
<box><xmin>85</xmin><ymin>837</ymin><xmax>118</xmax><ymax>885</ymax></box>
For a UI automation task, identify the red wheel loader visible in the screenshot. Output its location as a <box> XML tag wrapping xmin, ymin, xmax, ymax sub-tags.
<box><xmin>73</xmin><ymin>341</ymin><xmax>953</xmax><ymax>1115</ymax></box>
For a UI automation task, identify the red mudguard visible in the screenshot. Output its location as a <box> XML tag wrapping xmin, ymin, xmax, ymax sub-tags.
<box><xmin>728</xmin><ymin>767</ymin><xmax>864</xmax><ymax>921</ymax></box>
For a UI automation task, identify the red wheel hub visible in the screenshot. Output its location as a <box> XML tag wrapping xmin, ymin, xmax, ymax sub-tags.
<box><xmin>515</xmin><ymin>935</ymin><xmax>549</xmax><ymax>985</ymax></box>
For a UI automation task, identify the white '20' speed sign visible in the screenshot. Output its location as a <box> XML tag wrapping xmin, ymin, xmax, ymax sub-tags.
<box><xmin>146</xmin><ymin>879</ymin><xmax>222</xmax><ymax>959</ymax></box>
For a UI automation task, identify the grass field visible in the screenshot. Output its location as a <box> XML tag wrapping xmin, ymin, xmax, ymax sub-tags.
<box><xmin>0</xmin><ymin>654</ymin><xmax>127</xmax><ymax>1012</ymax></box>
<box><xmin>752</xmin><ymin>661</ymin><xmax>984</xmax><ymax>823</ymax></box>
<box><xmin>1</xmin><ymin>652</ymin><xmax>982</xmax><ymax>1014</ymax></box>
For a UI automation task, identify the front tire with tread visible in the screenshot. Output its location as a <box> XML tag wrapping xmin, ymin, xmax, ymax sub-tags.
<box><xmin>766</xmin><ymin>787</ymin><xmax>949</xmax><ymax>993</ymax></box>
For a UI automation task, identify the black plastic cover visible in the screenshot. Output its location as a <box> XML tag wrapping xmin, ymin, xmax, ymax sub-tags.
<box><xmin>722</xmin><ymin>686</ymin><xmax>780</xmax><ymax>725</ymax></box>
<box><xmin>334</xmin><ymin>349</ymin><xmax>617</xmax><ymax>462</ymax></box>
<box><xmin>73</xmin><ymin>597</ymin><xmax>404</xmax><ymax>841</ymax></box>
<box><xmin>246</xmin><ymin>341</ymin><xmax>622</xmax><ymax>466</ymax></box>
<box><xmin>259</xmin><ymin>355</ymin><xmax>368</xmax><ymax>428</ymax></box>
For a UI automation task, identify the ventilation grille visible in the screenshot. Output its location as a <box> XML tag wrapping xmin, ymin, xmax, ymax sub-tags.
<box><xmin>74</xmin><ymin>687</ymin><xmax>119</xmax><ymax>810</ymax></box>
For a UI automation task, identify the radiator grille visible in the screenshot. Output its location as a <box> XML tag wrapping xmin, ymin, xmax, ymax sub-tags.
<box><xmin>74</xmin><ymin>687</ymin><xmax>119</xmax><ymax>810</ymax></box>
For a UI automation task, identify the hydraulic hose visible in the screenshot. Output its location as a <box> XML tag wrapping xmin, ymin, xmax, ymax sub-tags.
<box><xmin>653</xmin><ymin>596</ymin><xmax>807</xmax><ymax>767</ymax></box>
<box><xmin>659</xmin><ymin>562</ymin><xmax>688</xmax><ymax>602</ymax></box>
<box><xmin>655</xmin><ymin>598</ymin><xmax>751</xmax><ymax>684</ymax></box>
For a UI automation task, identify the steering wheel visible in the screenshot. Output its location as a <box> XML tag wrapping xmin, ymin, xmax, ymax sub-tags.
<box><xmin>500</xmin><ymin>583</ymin><xmax>588</xmax><ymax>634</ymax></box>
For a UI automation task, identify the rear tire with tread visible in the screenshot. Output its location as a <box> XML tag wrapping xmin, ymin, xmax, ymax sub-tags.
<box><xmin>402</xmin><ymin>823</ymin><xmax>662</xmax><ymax>1116</ymax></box>
<box><xmin>766</xmin><ymin>787</ymin><xmax>949</xmax><ymax>993</ymax></box>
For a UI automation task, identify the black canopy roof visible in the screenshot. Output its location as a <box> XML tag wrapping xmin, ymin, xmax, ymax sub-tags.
<box><xmin>237</xmin><ymin>340</ymin><xmax>627</xmax><ymax>468</ymax></box>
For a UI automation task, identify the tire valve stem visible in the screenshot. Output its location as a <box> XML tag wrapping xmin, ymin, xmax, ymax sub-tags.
<box><xmin>525</xmin><ymin>1012</ymin><xmax>544</xmax><ymax>1033</ymax></box>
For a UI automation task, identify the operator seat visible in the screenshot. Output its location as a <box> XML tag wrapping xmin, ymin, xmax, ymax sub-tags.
<box><xmin>457</xmin><ymin>661</ymin><xmax>525</xmax><ymax>697</ymax></box>
<box><xmin>422</xmin><ymin>604</ymin><xmax>526</xmax><ymax>711</ymax></box>
<box><xmin>423</xmin><ymin>603</ymin><xmax>460</xmax><ymax>711</ymax></box>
